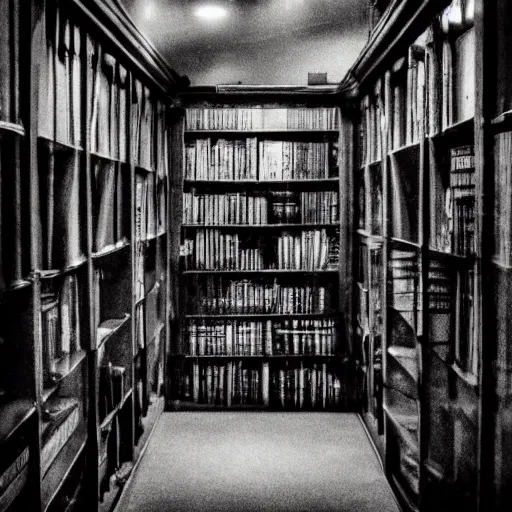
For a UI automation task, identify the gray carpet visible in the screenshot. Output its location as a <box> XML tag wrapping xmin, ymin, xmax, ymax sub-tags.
<box><xmin>119</xmin><ymin>412</ymin><xmax>400</xmax><ymax>512</ymax></box>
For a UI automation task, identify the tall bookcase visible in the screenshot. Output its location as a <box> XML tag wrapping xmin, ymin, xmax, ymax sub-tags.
<box><xmin>346</xmin><ymin>0</ymin><xmax>486</xmax><ymax>510</ymax></box>
<box><xmin>0</xmin><ymin>0</ymin><xmax>184</xmax><ymax>510</ymax></box>
<box><xmin>170</xmin><ymin>93</ymin><xmax>354</xmax><ymax>411</ymax></box>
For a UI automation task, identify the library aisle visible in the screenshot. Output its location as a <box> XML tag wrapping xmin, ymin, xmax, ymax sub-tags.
<box><xmin>117</xmin><ymin>413</ymin><xmax>399</xmax><ymax>512</ymax></box>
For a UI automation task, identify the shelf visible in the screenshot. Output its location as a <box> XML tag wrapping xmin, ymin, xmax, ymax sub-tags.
<box><xmin>388</xmin><ymin>346</ymin><xmax>418</xmax><ymax>382</ymax></box>
<box><xmin>390</xmin><ymin>474</ymin><xmax>419</xmax><ymax>512</ymax></box>
<box><xmin>181</xmin><ymin>223</ymin><xmax>339</xmax><ymax>230</ymax></box>
<box><xmin>360</xmin><ymin>159</ymin><xmax>383</xmax><ymax>170</ymax></box>
<box><xmin>184</xmin><ymin>178</ymin><xmax>340</xmax><ymax>189</ymax></box>
<box><xmin>38</xmin><ymin>135</ymin><xmax>83</xmax><ymax>153</ymax></box>
<box><xmin>43</xmin><ymin>350</ymin><xmax>88</xmax><ymax>402</ymax></box>
<box><xmin>39</xmin><ymin>257</ymin><xmax>88</xmax><ymax>280</ymax></box>
<box><xmin>183</xmin><ymin>269</ymin><xmax>339</xmax><ymax>275</ymax></box>
<box><xmin>185</xmin><ymin>129</ymin><xmax>339</xmax><ymax>136</ymax></box>
<box><xmin>0</xmin><ymin>400</ymin><xmax>36</xmax><ymax>445</ymax></box>
<box><xmin>0</xmin><ymin>120</ymin><xmax>25</xmax><ymax>136</ymax></box>
<box><xmin>135</xmin><ymin>164</ymin><xmax>156</xmax><ymax>174</ymax></box>
<box><xmin>428</xmin><ymin>247</ymin><xmax>475</xmax><ymax>264</ymax></box>
<box><xmin>99</xmin><ymin>389</ymin><xmax>134</xmax><ymax>430</ymax></box>
<box><xmin>92</xmin><ymin>239</ymin><xmax>130</xmax><ymax>260</ymax></box>
<box><xmin>90</xmin><ymin>151</ymin><xmax>127</xmax><ymax>165</ymax></box>
<box><xmin>435</xmin><ymin>117</ymin><xmax>474</xmax><ymax>140</ymax></box>
<box><xmin>184</xmin><ymin>354</ymin><xmax>341</xmax><ymax>360</ymax></box>
<box><xmin>390</xmin><ymin>237</ymin><xmax>421</xmax><ymax>250</ymax></box>
<box><xmin>41</xmin><ymin>424</ymin><xmax>87</xmax><ymax>511</ymax></box>
<box><xmin>384</xmin><ymin>404</ymin><xmax>418</xmax><ymax>453</ymax></box>
<box><xmin>390</xmin><ymin>140</ymin><xmax>421</xmax><ymax>158</ymax></box>
<box><xmin>450</xmin><ymin>363</ymin><xmax>478</xmax><ymax>390</ymax></box>
<box><xmin>96</xmin><ymin>315</ymin><xmax>132</xmax><ymax>349</ymax></box>
<box><xmin>185</xmin><ymin>312</ymin><xmax>338</xmax><ymax>319</ymax></box>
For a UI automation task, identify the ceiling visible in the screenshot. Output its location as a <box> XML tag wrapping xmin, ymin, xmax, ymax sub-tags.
<box><xmin>121</xmin><ymin>0</ymin><xmax>370</xmax><ymax>86</ymax></box>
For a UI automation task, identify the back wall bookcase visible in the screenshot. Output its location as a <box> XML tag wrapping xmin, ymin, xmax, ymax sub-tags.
<box><xmin>169</xmin><ymin>91</ymin><xmax>356</xmax><ymax>411</ymax></box>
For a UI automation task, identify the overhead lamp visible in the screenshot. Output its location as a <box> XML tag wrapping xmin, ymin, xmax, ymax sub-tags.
<box><xmin>195</xmin><ymin>4</ymin><xmax>229</xmax><ymax>20</ymax></box>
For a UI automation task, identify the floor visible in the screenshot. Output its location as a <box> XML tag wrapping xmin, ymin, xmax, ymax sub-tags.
<box><xmin>117</xmin><ymin>412</ymin><xmax>400</xmax><ymax>512</ymax></box>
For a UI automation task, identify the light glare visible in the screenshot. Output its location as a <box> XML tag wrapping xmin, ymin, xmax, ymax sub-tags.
<box><xmin>195</xmin><ymin>5</ymin><xmax>228</xmax><ymax>20</ymax></box>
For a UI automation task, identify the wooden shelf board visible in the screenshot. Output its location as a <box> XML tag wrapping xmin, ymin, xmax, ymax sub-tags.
<box><xmin>39</xmin><ymin>257</ymin><xmax>88</xmax><ymax>280</ymax></box>
<box><xmin>0</xmin><ymin>120</ymin><xmax>25</xmax><ymax>136</ymax></box>
<box><xmin>90</xmin><ymin>151</ymin><xmax>127</xmax><ymax>165</ymax></box>
<box><xmin>38</xmin><ymin>135</ymin><xmax>83</xmax><ymax>152</ymax></box>
<box><xmin>97</xmin><ymin>315</ymin><xmax>132</xmax><ymax>349</ymax></box>
<box><xmin>92</xmin><ymin>240</ymin><xmax>130</xmax><ymax>260</ymax></box>
<box><xmin>0</xmin><ymin>400</ymin><xmax>36</xmax><ymax>445</ymax></box>
<box><xmin>183</xmin><ymin>269</ymin><xmax>339</xmax><ymax>275</ymax></box>
<box><xmin>184</xmin><ymin>354</ymin><xmax>341</xmax><ymax>360</ymax></box>
<box><xmin>43</xmin><ymin>350</ymin><xmax>88</xmax><ymax>402</ymax></box>
<box><xmin>134</xmin><ymin>164</ymin><xmax>155</xmax><ymax>174</ymax></box>
<box><xmin>4</xmin><ymin>278</ymin><xmax>32</xmax><ymax>292</ymax></box>
<box><xmin>450</xmin><ymin>363</ymin><xmax>478</xmax><ymax>389</ymax></box>
<box><xmin>390</xmin><ymin>140</ymin><xmax>421</xmax><ymax>157</ymax></box>
<box><xmin>360</xmin><ymin>159</ymin><xmax>383</xmax><ymax>170</ymax></box>
<box><xmin>390</xmin><ymin>237</ymin><xmax>421</xmax><ymax>250</ymax></box>
<box><xmin>99</xmin><ymin>389</ymin><xmax>134</xmax><ymax>431</ymax></box>
<box><xmin>182</xmin><ymin>223</ymin><xmax>339</xmax><ymax>230</ymax></box>
<box><xmin>438</xmin><ymin>117</ymin><xmax>474</xmax><ymax>139</ymax></box>
<box><xmin>389</xmin><ymin>473</ymin><xmax>419</xmax><ymax>512</ymax></box>
<box><xmin>41</xmin><ymin>423</ymin><xmax>87</xmax><ymax>511</ymax></box>
<box><xmin>383</xmin><ymin>404</ymin><xmax>418</xmax><ymax>453</ymax></box>
<box><xmin>185</xmin><ymin>129</ymin><xmax>339</xmax><ymax>135</ymax></box>
<box><xmin>184</xmin><ymin>178</ymin><xmax>339</xmax><ymax>186</ymax></box>
<box><xmin>185</xmin><ymin>312</ymin><xmax>337</xmax><ymax>319</ymax></box>
<box><xmin>387</xmin><ymin>346</ymin><xmax>418</xmax><ymax>382</ymax></box>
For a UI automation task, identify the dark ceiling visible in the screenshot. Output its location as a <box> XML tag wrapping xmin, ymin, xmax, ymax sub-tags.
<box><xmin>121</xmin><ymin>0</ymin><xmax>370</xmax><ymax>86</ymax></box>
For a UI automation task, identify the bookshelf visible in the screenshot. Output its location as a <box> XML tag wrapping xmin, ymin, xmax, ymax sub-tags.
<box><xmin>345</xmin><ymin>0</ymin><xmax>486</xmax><ymax>510</ymax></box>
<box><xmin>171</xmin><ymin>100</ymin><xmax>351</xmax><ymax>411</ymax></box>
<box><xmin>0</xmin><ymin>0</ymin><xmax>184</xmax><ymax>510</ymax></box>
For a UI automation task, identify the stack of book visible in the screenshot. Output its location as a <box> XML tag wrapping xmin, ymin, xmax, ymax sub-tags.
<box><xmin>185</xmin><ymin>107</ymin><xmax>339</xmax><ymax>131</ymax></box>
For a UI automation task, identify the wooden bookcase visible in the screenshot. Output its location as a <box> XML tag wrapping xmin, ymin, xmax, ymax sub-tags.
<box><xmin>342</xmin><ymin>1</ymin><xmax>486</xmax><ymax>510</ymax></box>
<box><xmin>0</xmin><ymin>0</ymin><xmax>184</xmax><ymax>510</ymax></box>
<box><xmin>168</xmin><ymin>93</ymin><xmax>355</xmax><ymax>411</ymax></box>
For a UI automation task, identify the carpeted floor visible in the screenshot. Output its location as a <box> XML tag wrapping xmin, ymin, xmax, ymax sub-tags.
<box><xmin>118</xmin><ymin>412</ymin><xmax>400</xmax><ymax>512</ymax></box>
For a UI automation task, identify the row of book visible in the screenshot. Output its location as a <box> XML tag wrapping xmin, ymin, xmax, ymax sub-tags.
<box><xmin>360</xmin><ymin>7</ymin><xmax>475</xmax><ymax>161</ymax></box>
<box><xmin>0</xmin><ymin>0</ymin><xmax>19</xmax><ymax>124</ymax></box>
<box><xmin>182</xmin><ymin>190</ymin><xmax>339</xmax><ymax>226</ymax></box>
<box><xmin>185</xmin><ymin>107</ymin><xmax>339</xmax><ymax>131</ymax></box>
<box><xmin>494</xmin><ymin>132</ymin><xmax>512</xmax><ymax>266</ymax></box>
<box><xmin>92</xmin><ymin>158</ymin><xmax>128</xmax><ymax>254</ymax></box>
<box><xmin>277</xmin><ymin>230</ymin><xmax>340</xmax><ymax>271</ymax></box>
<box><xmin>99</xmin><ymin>362</ymin><xmax>127</xmax><ymax>423</ymax></box>
<box><xmin>182</xmin><ymin>361</ymin><xmax>343</xmax><ymax>409</ymax></box>
<box><xmin>182</xmin><ymin>229</ymin><xmax>339</xmax><ymax>271</ymax></box>
<box><xmin>135</xmin><ymin>172</ymin><xmax>167</xmax><ymax>242</ymax></box>
<box><xmin>188</xmin><ymin>278</ymin><xmax>334</xmax><ymax>315</ymax></box>
<box><xmin>183</xmin><ymin>191</ymin><xmax>269</xmax><ymax>225</ymax></box>
<box><xmin>259</xmin><ymin>141</ymin><xmax>334</xmax><ymax>181</ymax></box>
<box><xmin>186</xmin><ymin>138</ymin><xmax>258</xmax><ymax>181</ymax></box>
<box><xmin>186</xmin><ymin>319</ymin><xmax>337</xmax><ymax>357</ymax></box>
<box><xmin>89</xmin><ymin>43</ymin><xmax>128</xmax><ymax>161</ymax></box>
<box><xmin>38</xmin><ymin>139</ymin><xmax>84</xmax><ymax>271</ymax></box>
<box><xmin>41</xmin><ymin>275</ymin><xmax>82</xmax><ymax>387</ymax></box>
<box><xmin>185</xmin><ymin>139</ymin><xmax>337</xmax><ymax>181</ymax></box>
<box><xmin>39</xmin><ymin>9</ymin><xmax>81</xmax><ymax>148</ymax></box>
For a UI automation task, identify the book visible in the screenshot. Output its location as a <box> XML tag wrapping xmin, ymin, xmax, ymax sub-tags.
<box><xmin>41</xmin><ymin>397</ymin><xmax>80</xmax><ymax>474</ymax></box>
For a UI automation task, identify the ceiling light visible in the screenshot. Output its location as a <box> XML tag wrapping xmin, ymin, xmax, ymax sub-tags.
<box><xmin>195</xmin><ymin>4</ymin><xmax>229</xmax><ymax>20</ymax></box>
<box><xmin>143</xmin><ymin>1</ymin><xmax>155</xmax><ymax>20</ymax></box>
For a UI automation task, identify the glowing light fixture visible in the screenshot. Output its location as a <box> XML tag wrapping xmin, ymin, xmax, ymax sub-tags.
<box><xmin>143</xmin><ymin>1</ymin><xmax>155</xmax><ymax>20</ymax></box>
<box><xmin>195</xmin><ymin>4</ymin><xmax>228</xmax><ymax>20</ymax></box>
